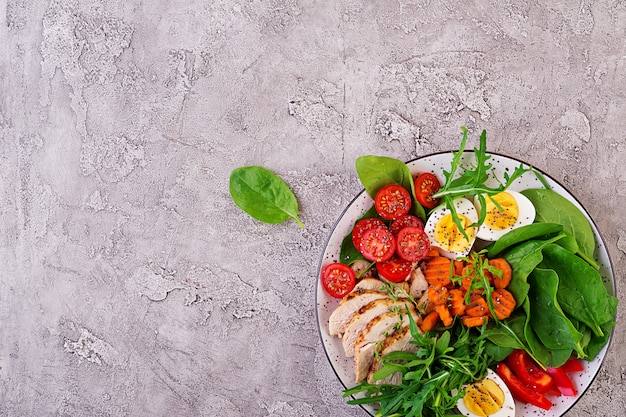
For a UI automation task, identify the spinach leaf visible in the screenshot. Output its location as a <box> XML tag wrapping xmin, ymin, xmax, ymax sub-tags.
<box><xmin>540</xmin><ymin>244</ymin><xmax>618</xmax><ymax>337</ymax></box>
<box><xmin>483</xmin><ymin>340</ymin><xmax>513</xmax><ymax>363</ymax></box>
<box><xmin>339</xmin><ymin>233</ymin><xmax>364</xmax><ymax>264</ymax></box>
<box><xmin>229</xmin><ymin>166</ymin><xmax>304</xmax><ymax>227</ymax></box>
<box><xmin>521</xmin><ymin>188</ymin><xmax>598</xmax><ymax>268</ymax></box>
<box><xmin>355</xmin><ymin>155</ymin><xmax>426</xmax><ymax>220</ymax></box>
<box><xmin>339</xmin><ymin>206</ymin><xmax>379</xmax><ymax>264</ymax></box>
<box><xmin>483</xmin><ymin>314</ymin><xmax>528</xmax><ymax>350</ymax></box>
<box><xmin>527</xmin><ymin>268</ymin><xmax>585</xmax><ymax>357</ymax></box>
<box><xmin>501</xmin><ymin>232</ymin><xmax>567</xmax><ymax>306</ymax></box>
<box><xmin>586</xmin><ymin>321</ymin><xmax>616</xmax><ymax>360</ymax></box>
<box><xmin>487</xmin><ymin>222</ymin><xmax>563</xmax><ymax>258</ymax></box>
<box><xmin>524</xmin><ymin>322</ymin><xmax>573</xmax><ymax>368</ymax></box>
<box><xmin>356</xmin><ymin>155</ymin><xmax>414</xmax><ymax>199</ymax></box>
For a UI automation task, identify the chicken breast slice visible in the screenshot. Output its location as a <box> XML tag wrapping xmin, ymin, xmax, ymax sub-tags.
<box><xmin>342</xmin><ymin>298</ymin><xmax>416</xmax><ymax>357</ymax></box>
<box><xmin>353</xmin><ymin>342</ymin><xmax>377</xmax><ymax>383</ymax></box>
<box><xmin>353</xmin><ymin>277</ymin><xmax>410</xmax><ymax>294</ymax></box>
<box><xmin>409</xmin><ymin>266</ymin><xmax>428</xmax><ymax>299</ymax></box>
<box><xmin>328</xmin><ymin>290</ymin><xmax>390</xmax><ymax>336</ymax></box>
<box><xmin>367</xmin><ymin>326</ymin><xmax>420</xmax><ymax>385</ymax></box>
<box><xmin>353</xmin><ymin>307</ymin><xmax>420</xmax><ymax>352</ymax></box>
<box><xmin>352</xmin><ymin>308</ymin><xmax>422</xmax><ymax>382</ymax></box>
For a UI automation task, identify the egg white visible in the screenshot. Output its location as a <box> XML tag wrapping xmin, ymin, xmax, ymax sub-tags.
<box><xmin>456</xmin><ymin>368</ymin><xmax>516</xmax><ymax>417</ymax></box>
<box><xmin>424</xmin><ymin>197</ymin><xmax>478</xmax><ymax>259</ymax></box>
<box><xmin>474</xmin><ymin>190</ymin><xmax>536</xmax><ymax>242</ymax></box>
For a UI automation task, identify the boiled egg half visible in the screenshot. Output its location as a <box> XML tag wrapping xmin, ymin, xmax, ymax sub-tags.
<box><xmin>457</xmin><ymin>368</ymin><xmax>515</xmax><ymax>417</ymax></box>
<box><xmin>424</xmin><ymin>197</ymin><xmax>478</xmax><ymax>259</ymax></box>
<box><xmin>473</xmin><ymin>190</ymin><xmax>536</xmax><ymax>242</ymax></box>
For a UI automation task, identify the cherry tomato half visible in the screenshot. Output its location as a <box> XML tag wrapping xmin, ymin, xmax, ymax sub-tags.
<box><xmin>374</xmin><ymin>184</ymin><xmax>412</xmax><ymax>220</ymax></box>
<box><xmin>396</xmin><ymin>226</ymin><xmax>430</xmax><ymax>262</ymax></box>
<box><xmin>358</xmin><ymin>227</ymin><xmax>396</xmax><ymax>262</ymax></box>
<box><xmin>321</xmin><ymin>262</ymin><xmax>356</xmax><ymax>298</ymax></box>
<box><xmin>377</xmin><ymin>256</ymin><xmax>413</xmax><ymax>283</ymax></box>
<box><xmin>414</xmin><ymin>172</ymin><xmax>441</xmax><ymax>209</ymax></box>
<box><xmin>389</xmin><ymin>215</ymin><xmax>424</xmax><ymax>235</ymax></box>
<box><xmin>352</xmin><ymin>218</ymin><xmax>386</xmax><ymax>249</ymax></box>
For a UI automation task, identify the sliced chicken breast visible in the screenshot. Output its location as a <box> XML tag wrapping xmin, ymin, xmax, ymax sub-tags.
<box><xmin>353</xmin><ymin>342</ymin><xmax>376</xmax><ymax>383</ymax></box>
<box><xmin>342</xmin><ymin>298</ymin><xmax>415</xmax><ymax>357</ymax></box>
<box><xmin>352</xmin><ymin>278</ymin><xmax>387</xmax><ymax>292</ymax></box>
<box><xmin>353</xmin><ymin>307</ymin><xmax>419</xmax><ymax>352</ymax></box>
<box><xmin>328</xmin><ymin>290</ymin><xmax>390</xmax><ymax>336</ymax></box>
<box><xmin>353</xmin><ymin>277</ymin><xmax>410</xmax><ymax>294</ymax></box>
<box><xmin>409</xmin><ymin>266</ymin><xmax>428</xmax><ymax>299</ymax></box>
<box><xmin>367</xmin><ymin>326</ymin><xmax>420</xmax><ymax>384</ymax></box>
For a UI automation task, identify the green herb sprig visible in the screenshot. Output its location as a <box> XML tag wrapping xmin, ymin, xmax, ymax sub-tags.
<box><xmin>433</xmin><ymin>127</ymin><xmax>549</xmax><ymax>240</ymax></box>
<box><xmin>344</xmin><ymin>316</ymin><xmax>492</xmax><ymax>417</ymax></box>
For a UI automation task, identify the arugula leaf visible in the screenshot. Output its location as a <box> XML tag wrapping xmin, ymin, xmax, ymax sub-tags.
<box><xmin>432</xmin><ymin>127</ymin><xmax>547</xmax><ymax>241</ymax></box>
<box><xmin>345</xmin><ymin>318</ymin><xmax>491</xmax><ymax>417</ymax></box>
<box><xmin>229</xmin><ymin>166</ymin><xmax>304</xmax><ymax>227</ymax></box>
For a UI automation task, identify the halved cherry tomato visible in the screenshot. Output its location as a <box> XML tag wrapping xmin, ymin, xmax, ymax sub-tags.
<box><xmin>374</xmin><ymin>184</ymin><xmax>412</xmax><ymax>220</ymax></box>
<box><xmin>351</xmin><ymin>218</ymin><xmax>386</xmax><ymax>248</ymax></box>
<box><xmin>414</xmin><ymin>172</ymin><xmax>441</xmax><ymax>209</ymax></box>
<box><xmin>321</xmin><ymin>262</ymin><xmax>355</xmax><ymax>298</ymax></box>
<box><xmin>389</xmin><ymin>215</ymin><xmax>424</xmax><ymax>235</ymax></box>
<box><xmin>358</xmin><ymin>227</ymin><xmax>396</xmax><ymax>262</ymax></box>
<box><xmin>496</xmin><ymin>362</ymin><xmax>553</xmax><ymax>410</ymax></box>
<box><xmin>376</xmin><ymin>256</ymin><xmax>413</xmax><ymax>283</ymax></box>
<box><xmin>396</xmin><ymin>226</ymin><xmax>430</xmax><ymax>262</ymax></box>
<box><xmin>545</xmin><ymin>366</ymin><xmax>578</xmax><ymax>396</ymax></box>
<box><xmin>505</xmin><ymin>350</ymin><xmax>554</xmax><ymax>394</ymax></box>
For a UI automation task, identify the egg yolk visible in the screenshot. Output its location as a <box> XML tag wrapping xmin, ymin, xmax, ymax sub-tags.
<box><xmin>463</xmin><ymin>378</ymin><xmax>505</xmax><ymax>416</ymax></box>
<box><xmin>434</xmin><ymin>214</ymin><xmax>475</xmax><ymax>252</ymax></box>
<box><xmin>484</xmin><ymin>192</ymin><xmax>519</xmax><ymax>230</ymax></box>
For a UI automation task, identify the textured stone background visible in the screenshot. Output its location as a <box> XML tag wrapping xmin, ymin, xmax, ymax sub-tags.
<box><xmin>1</xmin><ymin>1</ymin><xmax>625</xmax><ymax>416</ymax></box>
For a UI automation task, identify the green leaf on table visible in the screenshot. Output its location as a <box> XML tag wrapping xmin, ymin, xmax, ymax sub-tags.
<box><xmin>229</xmin><ymin>166</ymin><xmax>304</xmax><ymax>227</ymax></box>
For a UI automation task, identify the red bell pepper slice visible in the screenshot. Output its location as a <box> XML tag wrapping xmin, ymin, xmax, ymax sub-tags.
<box><xmin>546</xmin><ymin>366</ymin><xmax>578</xmax><ymax>396</ymax></box>
<box><xmin>496</xmin><ymin>363</ymin><xmax>553</xmax><ymax>410</ymax></box>
<box><xmin>505</xmin><ymin>350</ymin><xmax>555</xmax><ymax>394</ymax></box>
<box><xmin>559</xmin><ymin>358</ymin><xmax>584</xmax><ymax>373</ymax></box>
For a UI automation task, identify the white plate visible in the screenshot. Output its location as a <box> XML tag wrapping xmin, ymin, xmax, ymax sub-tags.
<box><xmin>316</xmin><ymin>151</ymin><xmax>616</xmax><ymax>417</ymax></box>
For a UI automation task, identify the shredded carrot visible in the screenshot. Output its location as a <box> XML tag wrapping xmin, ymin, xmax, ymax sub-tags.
<box><xmin>489</xmin><ymin>258</ymin><xmax>513</xmax><ymax>289</ymax></box>
<box><xmin>420</xmin><ymin>310</ymin><xmax>440</xmax><ymax>332</ymax></box>
<box><xmin>425</xmin><ymin>247</ymin><xmax>441</xmax><ymax>258</ymax></box>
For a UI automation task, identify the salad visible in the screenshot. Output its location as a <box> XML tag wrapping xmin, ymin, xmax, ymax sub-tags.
<box><xmin>317</xmin><ymin>128</ymin><xmax>617</xmax><ymax>417</ymax></box>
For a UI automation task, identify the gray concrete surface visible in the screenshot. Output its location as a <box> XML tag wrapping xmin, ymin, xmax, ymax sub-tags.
<box><xmin>1</xmin><ymin>1</ymin><xmax>625</xmax><ymax>416</ymax></box>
